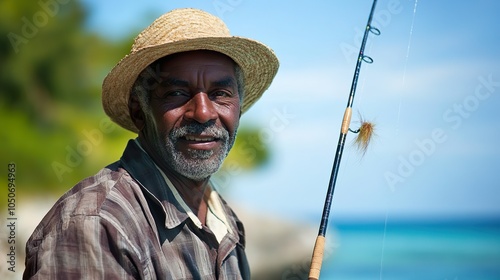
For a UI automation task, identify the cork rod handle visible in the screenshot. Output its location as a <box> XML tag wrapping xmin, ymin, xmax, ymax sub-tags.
<box><xmin>341</xmin><ymin>107</ymin><xmax>352</xmax><ymax>135</ymax></box>
<box><xmin>308</xmin><ymin>235</ymin><xmax>326</xmax><ymax>280</ymax></box>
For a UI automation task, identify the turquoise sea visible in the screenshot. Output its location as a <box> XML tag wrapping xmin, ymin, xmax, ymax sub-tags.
<box><xmin>319</xmin><ymin>220</ymin><xmax>500</xmax><ymax>280</ymax></box>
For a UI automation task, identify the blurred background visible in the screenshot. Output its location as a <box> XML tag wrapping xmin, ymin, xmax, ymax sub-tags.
<box><xmin>1</xmin><ymin>0</ymin><xmax>499</xmax><ymax>279</ymax></box>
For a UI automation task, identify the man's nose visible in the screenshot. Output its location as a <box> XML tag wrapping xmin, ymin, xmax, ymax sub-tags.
<box><xmin>184</xmin><ymin>92</ymin><xmax>217</xmax><ymax>123</ymax></box>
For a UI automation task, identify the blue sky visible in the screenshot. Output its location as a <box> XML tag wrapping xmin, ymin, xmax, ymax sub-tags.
<box><xmin>81</xmin><ymin>0</ymin><xmax>500</xmax><ymax>222</ymax></box>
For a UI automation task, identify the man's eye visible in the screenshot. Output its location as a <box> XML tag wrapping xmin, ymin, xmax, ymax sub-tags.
<box><xmin>211</xmin><ymin>90</ymin><xmax>232</xmax><ymax>98</ymax></box>
<box><xmin>162</xmin><ymin>90</ymin><xmax>189</xmax><ymax>98</ymax></box>
<box><xmin>171</xmin><ymin>90</ymin><xmax>188</xmax><ymax>96</ymax></box>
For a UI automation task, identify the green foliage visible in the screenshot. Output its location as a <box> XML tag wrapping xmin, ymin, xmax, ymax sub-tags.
<box><xmin>0</xmin><ymin>0</ymin><xmax>269</xmax><ymax>207</ymax></box>
<box><xmin>0</xmin><ymin>0</ymin><xmax>135</xmax><ymax>203</ymax></box>
<box><xmin>222</xmin><ymin>126</ymin><xmax>270</xmax><ymax>171</ymax></box>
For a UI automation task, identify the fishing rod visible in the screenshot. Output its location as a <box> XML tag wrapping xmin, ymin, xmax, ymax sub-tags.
<box><xmin>308</xmin><ymin>0</ymin><xmax>379</xmax><ymax>279</ymax></box>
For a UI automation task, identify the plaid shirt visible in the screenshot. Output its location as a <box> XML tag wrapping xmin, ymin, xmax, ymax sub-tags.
<box><xmin>23</xmin><ymin>140</ymin><xmax>250</xmax><ymax>279</ymax></box>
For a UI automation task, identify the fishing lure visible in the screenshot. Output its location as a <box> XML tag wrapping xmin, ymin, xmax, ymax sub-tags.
<box><xmin>350</xmin><ymin>114</ymin><xmax>376</xmax><ymax>156</ymax></box>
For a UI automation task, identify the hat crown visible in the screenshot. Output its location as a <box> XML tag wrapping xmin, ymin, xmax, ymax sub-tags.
<box><xmin>132</xmin><ymin>8</ymin><xmax>231</xmax><ymax>52</ymax></box>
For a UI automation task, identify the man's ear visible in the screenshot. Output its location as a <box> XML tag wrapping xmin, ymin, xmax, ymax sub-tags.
<box><xmin>129</xmin><ymin>94</ymin><xmax>145</xmax><ymax>131</ymax></box>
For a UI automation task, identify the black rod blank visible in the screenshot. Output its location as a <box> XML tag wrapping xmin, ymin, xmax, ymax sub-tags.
<box><xmin>308</xmin><ymin>1</ymin><xmax>380</xmax><ymax>279</ymax></box>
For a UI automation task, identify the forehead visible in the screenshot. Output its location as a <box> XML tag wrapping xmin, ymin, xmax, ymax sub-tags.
<box><xmin>158</xmin><ymin>50</ymin><xmax>236</xmax><ymax>74</ymax></box>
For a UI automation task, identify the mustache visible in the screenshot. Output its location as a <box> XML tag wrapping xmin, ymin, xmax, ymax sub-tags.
<box><xmin>169</xmin><ymin>122</ymin><xmax>229</xmax><ymax>140</ymax></box>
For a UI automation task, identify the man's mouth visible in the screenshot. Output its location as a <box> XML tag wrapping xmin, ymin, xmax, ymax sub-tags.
<box><xmin>170</xmin><ymin>124</ymin><xmax>227</xmax><ymax>152</ymax></box>
<box><xmin>178</xmin><ymin>135</ymin><xmax>221</xmax><ymax>151</ymax></box>
<box><xmin>183</xmin><ymin>135</ymin><xmax>217</xmax><ymax>142</ymax></box>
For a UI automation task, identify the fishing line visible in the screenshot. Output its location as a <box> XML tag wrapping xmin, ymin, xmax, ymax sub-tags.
<box><xmin>396</xmin><ymin>0</ymin><xmax>419</xmax><ymax>134</ymax></box>
<box><xmin>379</xmin><ymin>209</ymin><xmax>389</xmax><ymax>279</ymax></box>
<box><xmin>379</xmin><ymin>1</ymin><xmax>418</xmax><ymax>279</ymax></box>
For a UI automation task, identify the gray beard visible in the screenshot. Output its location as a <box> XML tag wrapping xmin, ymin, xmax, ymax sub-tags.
<box><xmin>145</xmin><ymin>118</ymin><xmax>235</xmax><ymax>181</ymax></box>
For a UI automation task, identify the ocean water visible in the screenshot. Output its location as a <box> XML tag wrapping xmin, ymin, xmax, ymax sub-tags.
<box><xmin>319</xmin><ymin>220</ymin><xmax>500</xmax><ymax>280</ymax></box>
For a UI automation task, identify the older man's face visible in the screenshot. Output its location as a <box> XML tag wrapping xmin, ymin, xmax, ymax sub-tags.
<box><xmin>144</xmin><ymin>51</ymin><xmax>241</xmax><ymax>180</ymax></box>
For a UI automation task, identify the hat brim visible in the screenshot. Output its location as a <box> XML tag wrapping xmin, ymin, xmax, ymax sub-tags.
<box><xmin>102</xmin><ymin>36</ymin><xmax>279</xmax><ymax>133</ymax></box>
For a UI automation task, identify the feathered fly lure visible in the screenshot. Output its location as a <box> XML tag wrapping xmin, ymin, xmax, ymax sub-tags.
<box><xmin>350</xmin><ymin>114</ymin><xmax>376</xmax><ymax>156</ymax></box>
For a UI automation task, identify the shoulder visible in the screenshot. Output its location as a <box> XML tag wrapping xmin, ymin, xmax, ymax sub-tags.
<box><xmin>24</xmin><ymin>143</ymin><xmax>160</xmax><ymax>279</ymax></box>
<box><xmin>57</xmin><ymin>161</ymin><xmax>137</xmax><ymax>215</ymax></box>
<box><xmin>29</xmin><ymin>161</ymin><xmax>148</xmax><ymax>241</ymax></box>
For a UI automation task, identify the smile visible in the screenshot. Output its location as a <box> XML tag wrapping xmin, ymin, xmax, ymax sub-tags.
<box><xmin>184</xmin><ymin>135</ymin><xmax>217</xmax><ymax>142</ymax></box>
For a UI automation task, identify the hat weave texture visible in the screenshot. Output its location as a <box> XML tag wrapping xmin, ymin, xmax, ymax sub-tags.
<box><xmin>102</xmin><ymin>8</ymin><xmax>279</xmax><ymax>133</ymax></box>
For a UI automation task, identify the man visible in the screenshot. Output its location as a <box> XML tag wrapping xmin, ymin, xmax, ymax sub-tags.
<box><xmin>23</xmin><ymin>8</ymin><xmax>278</xmax><ymax>279</ymax></box>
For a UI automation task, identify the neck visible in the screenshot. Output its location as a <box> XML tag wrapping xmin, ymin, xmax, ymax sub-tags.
<box><xmin>137</xmin><ymin>136</ymin><xmax>210</xmax><ymax>215</ymax></box>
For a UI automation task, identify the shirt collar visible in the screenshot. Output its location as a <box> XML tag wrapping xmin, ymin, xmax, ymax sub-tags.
<box><xmin>120</xmin><ymin>139</ymin><xmax>189</xmax><ymax>229</ymax></box>
<box><xmin>157</xmin><ymin>167</ymin><xmax>234</xmax><ymax>242</ymax></box>
<box><xmin>120</xmin><ymin>139</ymin><xmax>233</xmax><ymax>240</ymax></box>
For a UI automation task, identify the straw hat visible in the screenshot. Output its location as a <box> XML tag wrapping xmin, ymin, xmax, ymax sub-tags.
<box><xmin>102</xmin><ymin>8</ymin><xmax>279</xmax><ymax>133</ymax></box>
